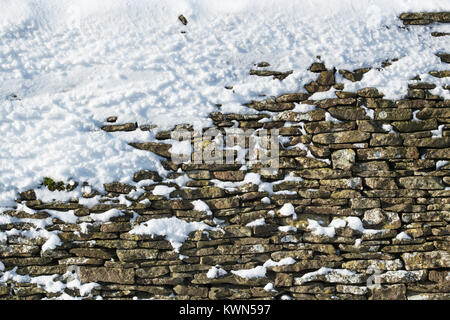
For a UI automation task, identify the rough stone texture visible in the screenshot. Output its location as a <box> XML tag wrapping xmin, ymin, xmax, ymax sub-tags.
<box><xmin>1</xmin><ymin>16</ymin><xmax>449</xmax><ymax>299</ymax></box>
<box><xmin>79</xmin><ymin>267</ymin><xmax>135</xmax><ymax>285</ymax></box>
<box><xmin>332</xmin><ymin>149</ymin><xmax>356</xmax><ymax>170</ymax></box>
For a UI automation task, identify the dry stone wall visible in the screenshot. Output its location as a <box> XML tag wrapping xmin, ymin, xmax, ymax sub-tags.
<box><xmin>0</xmin><ymin>12</ymin><xmax>449</xmax><ymax>300</ymax></box>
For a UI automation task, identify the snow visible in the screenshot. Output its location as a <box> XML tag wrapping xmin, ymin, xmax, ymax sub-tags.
<box><xmin>231</xmin><ymin>266</ymin><xmax>267</xmax><ymax>279</ymax></box>
<box><xmin>279</xmin><ymin>203</ymin><xmax>296</xmax><ymax>219</ymax></box>
<box><xmin>263</xmin><ymin>258</ymin><xmax>296</xmax><ymax>268</ymax></box>
<box><xmin>325</xmin><ymin>112</ymin><xmax>343</xmax><ymax>123</ymax></box>
<box><xmin>308</xmin><ymin>216</ymin><xmax>365</xmax><ymax>237</ymax></box>
<box><xmin>308</xmin><ymin>219</ymin><xmax>336</xmax><ymax>238</ymax></box>
<box><xmin>273</xmin><ymin>172</ymin><xmax>304</xmax><ymax>184</ymax></box>
<box><xmin>278</xmin><ymin>225</ymin><xmax>297</xmax><ymax>232</ymax></box>
<box><xmin>31</xmin><ymin>275</ymin><xmax>66</xmax><ymax>293</ymax></box>
<box><xmin>296</xmin><ymin>267</ymin><xmax>359</xmax><ymax>285</ymax></box>
<box><xmin>206</xmin><ymin>265</ymin><xmax>228</xmax><ymax>279</ymax></box>
<box><xmin>382</xmin><ymin>124</ymin><xmax>394</xmax><ymax>133</ymax></box>
<box><xmin>431</xmin><ymin>125</ymin><xmax>444</xmax><ymax>138</ymax></box>
<box><xmin>245</xmin><ymin>218</ymin><xmax>266</xmax><ymax>227</ymax></box>
<box><xmin>0</xmin><ymin>0</ymin><xmax>448</xmax><ymax>208</ymax></box>
<box><xmin>46</xmin><ymin>209</ymin><xmax>78</xmax><ymax>224</ymax></box>
<box><xmin>191</xmin><ymin>199</ymin><xmax>213</xmax><ymax>215</ymax></box>
<box><xmin>152</xmin><ymin>185</ymin><xmax>176</xmax><ymax>197</ymax></box>
<box><xmin>41</xmin><ymin>233</ymin><xmax>62</xmax><ymax>251</ymax></box>
<box><xmin>345</xmin><ymin>217</ymin><xmax>365</xmax><ymax>233</ymax></box>
<box><xmin>210</xmin><ymin>172</ymin><xmax>262</xmax><ymax>192</ymax></box>
<box><xmin>129</xmin><ymin>216</ymin><xmax>220</xmax><ymax>251</ymax></box>
<box><xmin>309</xmin><ymin>88</ymin><xmax>337</xmax><ymax>100</ymax></box>
<box><xmin>168</xmin><ymin>140</ymin><xmax>192</xmax><ymax>158</ymax></box>
<box><xmin>292</xmin><ymin>103</ymin><xmax>316</xmax><ymax>113</ymax></box>
<box><xmin>15</xmin><ymin>203</ymin><xmax>36</xmax><ymax>215</ymax></box>
<box><xmin>243</xmin><ymin>173</ymin><xmax>262</xmax><ymax>185</ymax></box>
<box><xmin>436</xmin><ymin>160</ymin><xmax>449</xmax><ymax>170</ymax></box>
<box><xmin>261</xmin><ymin>197</ymin><xmax>271</xmax><ymax>204</ymax></box>
<box><xmin>329</xmin><ymin>218</ymin><xmax>347</xmax><ymax>229</ymax></box>
<box><xmin>89</xmin><ymin>208</ymin><xmax>124</xmax><ymax>222</ymax></box>
<box><xmin>361</xmin><ymin>105</ymin><xmax>375</xmax><ymax>119</ymax></box>
<box><xmin>0</xmin><ymin>267</ymin><xmax>99</xmax><ymax>299</ymax></box>
<box><xmin>264</xmin><ymin>282</ymin><xmax>276</xmax><ymax>292</ymax></box>
<box><xmin>231</xmin><ymin>257</ymin><xmax>295</xmax><ymax>280</ymax></box>
<box><xmin>396</xmin><ymin>231</ymin><xmax>412</xmax><ymax>241</ymax></box>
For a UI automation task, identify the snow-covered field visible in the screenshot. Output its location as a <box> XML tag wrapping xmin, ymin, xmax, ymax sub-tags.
<box><xmin>0</xmin><ymin>0</ymin><xmax>449</xmax><ymax>207</ymax></box>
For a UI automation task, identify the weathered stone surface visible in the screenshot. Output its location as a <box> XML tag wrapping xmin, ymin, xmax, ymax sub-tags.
<box><xmin>116</xmin><ymin>249</ymin><xmax>158</xmax><ymax>262</ymax></box>
<box><xmin>320</xmin><ymin>178</ymin><xmax>362</xmax><ymax>189</ymax></box>
<box><xmin>362</xmin><ymin>208</ymin><xmax>386</xmax><ymax>227</ymax></box>
<box><xmin>0</xmin><ymin>245</ymin><xmax>40</xmax><ymax>258</ymax></box>
<box><xmin>100</xmin><ymin>222</ymin><xmax>131</xmax><ymax>233</ymax></box>
<box><xmin>370</xmin><ymin>133</ymin><xmax>403</xmax><ymax>146</ymax></box>
<box><xmin>357</xmin><ymin>87</ymin><xmax>384</xmax><ymax>98</ymax></box>
<box><xmin>133</xmin><ymin>170</ymin><xmax>162</xmax><ymax>182</ymax></box>
<box><xmin>336</xmin><ymin>284</ymin><xmax>368</xmax><ymax>295</ymax></box>
<box><xmin>342</xmin><ymin>259</ymin><xmax>403</xmax><ymax>271</ymax></box>
<box><xmin>0</xmin><ymin>286</ymin><xmax>10</xmax><ymax>296</ymax></box>
<box><xmin>402</xmin><ymin>251</ymin><xmax>450</xmax><ymax>270</ymax></box>
<box><xmin>365</xmin><ymin>177</ymin><xmax>398</xmax><ymax>190</ymax></box>
<box><xmin>327</xmin><ymin>107</ymin><xmax>369</xmax><ymax>120</ymax></box>
<box><xmin>375</xmin><ymin>109</ymin><xmax>412</xmax><ymax>121</ymax></box>
<box><xmin>103</xmin><ymin>182</ymin><xmax>135</xmax><ymax>194</ymax></box>
<box><xmin>357</xmin><ymin>147</ymin><xmax>419</xmax><ymax>160</ymax></box>
<box><xmin>429</xmin><ymin>70</ymin><xmax>450</xmax><ymax>78</ymax></box>
<box><xmin>136</xmin><ymin>267</ymin><xmax>170</xmax><ymax>278</ymax></box>
<box><xmin>304</xmin><ymin>81</ymin><xmax>330</xmax><ymax>93</ymax></box>
<box><xmin>400</xmin><ymin>12</ymin><xmax>450</xmax><ymax>24</ymax></box>
<box><xmin>317</xmin><ymin>69</ymin><xmax>336</xmax><ymax>86</ymax></box>
<box><xmin>313</xmin><ymin>131</ymin><xmax>370</xmax><ymax>144</ymax></box>
<box><xmin>95</xmin><ymin>240</ymin><xmax>137</xmax><ymax>249</ymax></box>
<box><xmin>369</xmin><ymin>284</ymin><xmax>406</xmax><ymax>300</ymax></box>
<box><xmin>391</xmin><ymin>119</ymin><xmax>438</xmax><ymax>132</ymax></box>
<box><xmin>294</xmin><ymin>168</ymin><xmax>350</xmax><ymax>180</ymax></box>
<box><xmin>378</xmin><ymin>270</ymin><xmax>427</xmax><ymax>284</ymax></box>
<box><xmin>417</xmin><ymin>108</ymin><xmax>450</xmax><ymax>119</ymax></box>
<box><xmin>173</xmin><ymin>285</ymin><xmax>208</xmax><ymax>297</ymax></box>
<box><xmin>294</xmin><ymin>269</ymin><xmax>366</xmax><ymax>285</ymax></box>
<box><xmin>316</xmin><ymin>98</ymin><xmax>356</xmax><ymax>108</ymax></box>
<box><xmin>128</xmin><ymin>142</ymin><xmax>172</xmax><ymax>158</ymax></box>
<box><xmin>170</xmin><ymin>186</ymin><xmax>226</xmax><ymax>200</ymax></box>
<box><xmin>339</xmin><ymin>68</ymin><xmax>371</xmax><ymax>82</ymax></box>
<box><xmin>425</xmin><ymin>148</ymin><xmax>450</xmax><ymax>159</ymax></box>
<box><xmin>398</xmin><ymin>177</ymin><xmax>444</xmax><ymax>190</ymax></box>
<box><xmin>69</xmin><ymin>248</ymin><xmax>114</xmax><ymax>260</ymax></box>
<box><xmin>304</xmin><ymin>121</ymin><xmax>355</xmax><ymax>134</ymax></box>
<box><xmin>274</xmin><ymin>110</ymin><xmax>325</xmax><ymax>122</ymax></box>
<box><xmin>79</xmin><ymin>267</ymin><xmax>135</xmax><ymax>284</ymax></box>
<box><xmin>332</xmin><ymin>149</ymin><xmax>355</xmax><ymax>170</ymax></box>
<box><xmin>211</xmin><ymin>171</ymin><xmax>245</xmax><ymax>181</ymax></box>
<box><xmin>275</xmin><ymin>93</ymin><xmax>311</xmax><ymax>103</ymax></box>
<box><xmin>308</xmin><ymin>62</ymin><xmax>327</xmax><ymax>72</ymax></box>
<box><xmin>249</xmin><ymin>69</ymin><xmax>293</xmax><ymax>81</ymax></box>
<box><xmin>101</xmin><ymin>123</ymin><xmax>137</xmax><ymax>132</ymax></box>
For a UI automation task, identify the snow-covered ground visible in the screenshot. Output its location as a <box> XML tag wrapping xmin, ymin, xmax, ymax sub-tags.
<box><xmin>0</xmin><ymin>0</ymin><xmax>449</xmax><ymax>207</ymax></box>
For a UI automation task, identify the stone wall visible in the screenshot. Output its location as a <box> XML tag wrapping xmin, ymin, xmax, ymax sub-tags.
<box><xmin>0</xmin><ymin>12</ymin><xmax>449</xmax><ymax>300</ymax></box>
